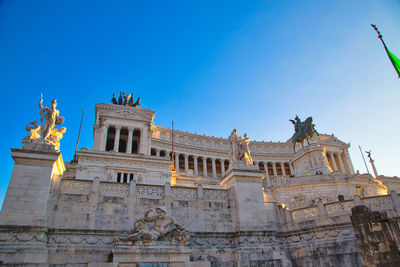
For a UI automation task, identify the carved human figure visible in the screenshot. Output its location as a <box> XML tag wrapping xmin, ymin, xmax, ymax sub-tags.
<box><xmin>228</xmin><ymin>129</ymin><xmax>253</xmax><ymax>165</ymax></box>
<box><xmin>241</xmin><ymin>133</ymin><xmax>253</xmax><ymax>165</ymax></box>
<box><xmin>118</xmin><ymin>206</ymin><xmax>186</xmax><ymax>243</ymax></box>
<box><xmin>24</xmin><ymin>121</ymin><xmax>41</xmax><ymax>140</ymax></box>
<box><xmin>48</xmin><ymin>127</ymin><xmax>66</xmax><ymax>151</ymax></box>
<box><xmin>128</xmin><ymin>92</ymin><xmax>134</xmax><ymax>106</ymax></box>
<box><xmin>118</xmin><ymin>92</ymin><xmax>123</xmax><ymax>105</ymax></box>
<box><xmin>39</xmin><ymin>94</ymin><xmax>63</xmax><ymax>141</ymax></box>
<box><xmin>228</xmin><ymin>129</ymin><xmax>239</xmax><ymax>162</ymax></box>
<box><xmin>111</xmin><ymin>93</ymin><xmax>118</xmax><ymax>104</ymax></box>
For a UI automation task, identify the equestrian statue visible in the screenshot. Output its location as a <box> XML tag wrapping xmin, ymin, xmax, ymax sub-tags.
<box><xmin>289</xmin><ymin>115</ymin><xmax>319</xmax><ymax>153</ymax></box>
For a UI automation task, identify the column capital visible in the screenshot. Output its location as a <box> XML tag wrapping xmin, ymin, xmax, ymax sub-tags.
<box><xmin>115</xmin><ymin>125</ymin><xmax>122</xmax><ymax>131</ymax></box>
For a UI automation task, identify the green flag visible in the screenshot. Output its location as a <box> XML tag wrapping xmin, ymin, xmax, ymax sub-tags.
<box><xmin>386</xmin><ymin>49</ymin><xmax>400</xmax><ymax>78</ymax></box>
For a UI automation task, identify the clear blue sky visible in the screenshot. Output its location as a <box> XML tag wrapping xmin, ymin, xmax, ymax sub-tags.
<box><xmin>1</xmin><ymin>0</ymin><xmax>400</xmax><ymax>208</ymax></box>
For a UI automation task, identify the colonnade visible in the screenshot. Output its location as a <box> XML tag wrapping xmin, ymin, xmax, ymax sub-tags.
<box><xmin>104</xmin><ymin>125</ymin><xmax>142</xmax><ymax>154</ymax></box>
<box><xmin>326</xmin><ymin>151</ymin><xmax>353</xmax><ymax>174</ymax></box>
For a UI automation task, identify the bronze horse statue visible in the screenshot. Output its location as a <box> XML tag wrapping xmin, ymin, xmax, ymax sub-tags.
<box><xmin>290</xmin><ymin>116</ymin><xmax>319</xmax><ymax>153</ymax></box>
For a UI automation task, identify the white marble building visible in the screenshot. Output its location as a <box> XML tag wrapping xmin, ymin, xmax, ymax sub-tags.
<box><xmin>0</xmin><ymin>101</ymin><xmax>399</xmax><ymax>266</ymax></box>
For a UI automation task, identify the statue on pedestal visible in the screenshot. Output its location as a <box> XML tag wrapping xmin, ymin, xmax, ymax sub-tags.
<box><xmin>228</xmin><ymin>129</ymin><xmax>253</xmax><ymax>165</ymax></box>
<box><xmin>289</xmin><ymin>115</ymin><xmax>319</xmax><ymax>153</ymax></box>
<box><xmin>117</xmin><ymin>206</ymin><xmax>189</xmax><ymax>245</ymax></box>
<box><xmin>22</xmin><ymin>94</ymin><xmax>66</xmax><ymax>151</ymax></box>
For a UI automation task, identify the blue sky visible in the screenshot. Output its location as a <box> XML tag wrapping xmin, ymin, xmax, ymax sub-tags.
<box><xmin>1</xmin><ymin>0</ymin><xmax>400</xmax><ymax>208</ymax></box>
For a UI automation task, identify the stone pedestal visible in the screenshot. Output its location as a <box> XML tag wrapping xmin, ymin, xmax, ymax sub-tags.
<box><xmin>112</xmin><ymin>244</ymin><xmax>191</xmax><ymax>267</ymax></box>
<box><xmin>290</xmin><ymin>143</ymin><xmax>331</xmax><ymax>177</ymax></box>
<box><xmin>0</xmin><ymin>142</ymin><xmax>65</xmax><ymax>227</ymax></box>
<box><xmin>220</xmin><ymin>163</ymin><xmax>267</xmax><ymax>231</ymax></box>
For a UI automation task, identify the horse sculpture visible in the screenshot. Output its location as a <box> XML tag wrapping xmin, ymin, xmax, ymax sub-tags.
<box><xmin>290</xmin><ymin>116</ymin><xmax>319</xmax><ymax>153</ymax></box>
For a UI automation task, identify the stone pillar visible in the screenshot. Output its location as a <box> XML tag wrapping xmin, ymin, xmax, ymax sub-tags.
<box><xmin>337</xmin><ymin>152</ymin><xmax>345</xmax><ymax>173</ymax></box>
<box><xmin>280</xmin><ymin>162</ymin><xmax>286</xmax><ymax>176</ymax></box>
<box><xmin>203</xmin><ymin>157</ymin><xmax>207</xmax><ymax>177</ymax></box>
<box><xmin>212</xmin><ymin>158</ymin><xmax>217</xmax><ymax>178</ymax></box>
<box><xmin>193</xmin><ymin>156</ymin><xmax>198</xmax><ymax>176</ymax></box>
<box><xmin>344</xmin><ymin>149</ymin><xmax>355</xmax><ymax>174</ymax></box>
<box><xmin>220</xmin><ymin>166</ymin><xmax>267</xmax><ymax>231</ymax></box>
<box><xmin>175</xmin><ymin>152</ymin><xmax>180</xmax><ymax>172</ymax></box>
<box><xmin>272</xmin><ymin>162</ymin><xmax>277</xmax><ymax>176</ymax></box>
<box><xmin>126</xmin><ymin>127</ymin><xmax>133</xmax><ymax>154</ymax></box>
<box><xmin>184</xmin><ymin>154</ymin><xmax>189</xmax><ymax>171</ymax></box>
<box><xmin>0</xmin><ymin>144</ymin><xmax>65</xmax><ymax>227</ymax></box>
<box><xmin>101</xmin><ymin>124</ymin><xmax>109</xmax><ymax>151</ymax></box>
<box><xmin>156</xmin><ymin>148</ymin><xmax>160</xmax><ymax>157</ymax></box>
<box><xmin>139</xmin><ymin>127</ymin><xmax>149</xmax><ymax>155</ymax></box>
<box><xmin>113</xmin><ymin>126</ymin><xmax>121</xmax><ymax>152</ymax></box>
<box><xmin>221</xmin><ymin>160</ymin><xmax>225</xmax><ymax>177</ymax></box>
<box><xmin>330</xmin><ymin>152</ymin><xmax>338</xmax><ymax>171</ymax></box>
<box><xmin>289</xmin><ymin>164</ymin><xmax>294</xmax><ymax>176</ymax></box>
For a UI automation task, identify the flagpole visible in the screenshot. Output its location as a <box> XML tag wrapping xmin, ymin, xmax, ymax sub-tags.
<box><xmin>371</xmin><ymin>24</ymin><xmax>388</xmax><ymax>50</ymax></box>
<box><xmin>359</xmin><ymin>145</ymin><xmax>370</xmax><ymax>174</ymax></box>
<box><xmin>371</xmin><ymin>24</ymin><xmax>400</xmax><ymax>78</ymax></box>
<box><xmin>71</xmin><ymin>108</ymin><xmax>85</xmax><ymax>164</ymax></box>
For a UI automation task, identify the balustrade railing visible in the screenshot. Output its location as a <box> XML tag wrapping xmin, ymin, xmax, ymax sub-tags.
<box><xmin>60</xmin><ymin>179</ymin><xmax>92</xmax><ymax>195</ymax></box>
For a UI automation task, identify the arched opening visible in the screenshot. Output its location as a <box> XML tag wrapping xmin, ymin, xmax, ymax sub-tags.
<box><xmin>198</xmin><ymin>157</ymin><xmax>204</xmax><ymax>175</ymax></box>
<box><xmin>160</xmin><ymin>150</ymin><xmax>166</xmax><ymax>157</ymax></box>
<box><xmin>151</xmin><ymin>148</ymin><xmax>156</xmax><ymax>156</ymax></box>
<box><xmin>259</xmin><ymin>162</ymin><xmax>265</xmax><ymax>171</ymax></box>
<box><xmin>216</xmin><ymin>159</ymin><xmax>222</xmax><ymax>177</ymax></box>
<box><xmin>206</xmin><ymin>158</ymin><xmax>212</xmax><ymax>177</ymax></box>
<box><xmin>276</xmin><ymin>163</ymin><xmax>283</xmax><ymax>176</ymax></box>
<box><xmin>284</xmin><ymin>163</ymin><xmax>291</xmax><ymax>176</ymax></box>
<box><xmin>132</xmin><ymin>129</ymin><xmax>141</xmax><ymax>154</ymax></box>
<box><xmin>267</xmin><ymin>163</ymin><xmax>274</xmax><ymax>176</ymax></box>
<box><xmin>105</xmin><ymin>126</ymin><xmax>115</xmax><ymax>151</ymax></box>
<box><xmin>224</xmin><ymin>160</ymin><xmax>230</xmax><ymax>172</ymax></box>
<box><xmin>119</xmin><ymin>128</ymin><xmax>128</xmax><ymax>153</ymax></box>
<box><xmin>179</xmin><ymin>154</ymin><xmax>185</xmax><ymax>171</ymax></box>
<box><xmin>188</xmin><ymin>156</ymin><xmax>194</xmax><ymax>172</ymax></box>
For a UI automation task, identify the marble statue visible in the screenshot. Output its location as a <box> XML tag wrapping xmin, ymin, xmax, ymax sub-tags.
<box><xmin>290</xmin><ymin>115</ymin><xmax>319</xmax><ymax>153</ymax></box>
<box><xmin>228</xmin><ymin>129</ymin><xmax>253</xmax><ymax>165</ymax></box>
<box><xmin>39</xmin><ymin>94</ymin><xmax>64</xmax><ymax>142</ymax></box>
<box><xmin>48</xmin><ymin>127</ymin><xmax>66</xmax><ymax>151</ymax></box>
<box><xmin>117</xmin><ymin>206</ymin><xmax>189</xmax><ymax>245</ymax></box>
<box><xmin>23</xmin><ymin>121</ymin><xmax>41</xmax><ymax>141</ymax></box>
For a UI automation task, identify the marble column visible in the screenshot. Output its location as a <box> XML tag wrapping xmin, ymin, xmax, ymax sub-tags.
<box><xmin>203</xmin><ymin>157</ymin><xmax>207</xmax><ymax>177</ymax></box>
<box><xmin>212</xmin><ymin>158</ymin><xmax>217</xmax><ymax>178</ymax></box>
<box><xmin>264</xmin><ymin>161</ymin><xmax>269</xmax><ymax>175</ymax></box>
<box><xmin>102</xmin><ymin>125</ymin><xmax>109</xmax><ymax>151</ymax></box>
<box><xmin>344</xmin><ymin>150</ymin><xmax>355</xmax><ymax>174</ymax></box>
<box><xmin>289</xmin><ymin>164</ymin><xmax>294</xmax><ymax>176</ymax></box>
<box><xmin>330</xmin><ymin>152</ymin><xmax>338</xmax><ymax>171</ymax></box>
<box><xmin>280</xmin><ymin>162</ymin><xmax>286</xmax><ymax>176</ymax></box>
<box><xmin>126</xmin><ymin>127</ymin><xmax>133</xmax><ymax>154</ymax></box>
<box><xmin>156</xmin><ymin>148</ymin><xmax>161</xmax><ymax>157</ymax></box>
<box><xmin>175</xmin><ymin>152</ymin><xmax>180</xmax><ymax>172</ymax></box>
<box><xmin>184</xmin><ymin>154</ymin><xmax>189</xmax><ymax>171</ymax></box>
<box><xmin>114</xmin><ymin>126</ymin><xmax>121</xmax><ymax>152</ymax></box>
<box><xmin>337</xmin><ymin>153</ymin><xmax>345</xmax><ymax>173</ymax></box>
<box><xmin>221</xmin><ymin>160</ymin><xmax>225</xmax><ymax>177</ymax></box>
<box><xmin>194</xmin><ymin>156</ymin><xmax>198</xmax><ymax>176</ymax></box>
<box><xmin>272</xmin><ymin>162</ymin><xmax>277</xmax><ymax>176</ymax></box>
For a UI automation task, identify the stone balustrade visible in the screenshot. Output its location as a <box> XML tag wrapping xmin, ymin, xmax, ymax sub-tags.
<box><xmin>59</xmin><ymin>179</ymin><xmax>230</xmax><ymax>202</ymax></box>
<box><xmin>289</xmin><ymin>192</ymin><xmax>400</xmax><ymax>223</ymax></box>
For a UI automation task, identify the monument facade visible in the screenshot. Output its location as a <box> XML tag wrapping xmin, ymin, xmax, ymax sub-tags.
<box><xmin>0</xmin><ymin>94</ymin><xmax>399</xmax><ymax>266</ymax></box>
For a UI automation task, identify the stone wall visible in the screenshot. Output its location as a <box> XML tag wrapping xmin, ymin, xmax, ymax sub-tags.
<box><xmin>351</xmin><ymin>204</ymin><xmax>400</xmax><ymax>267</ymax></box>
